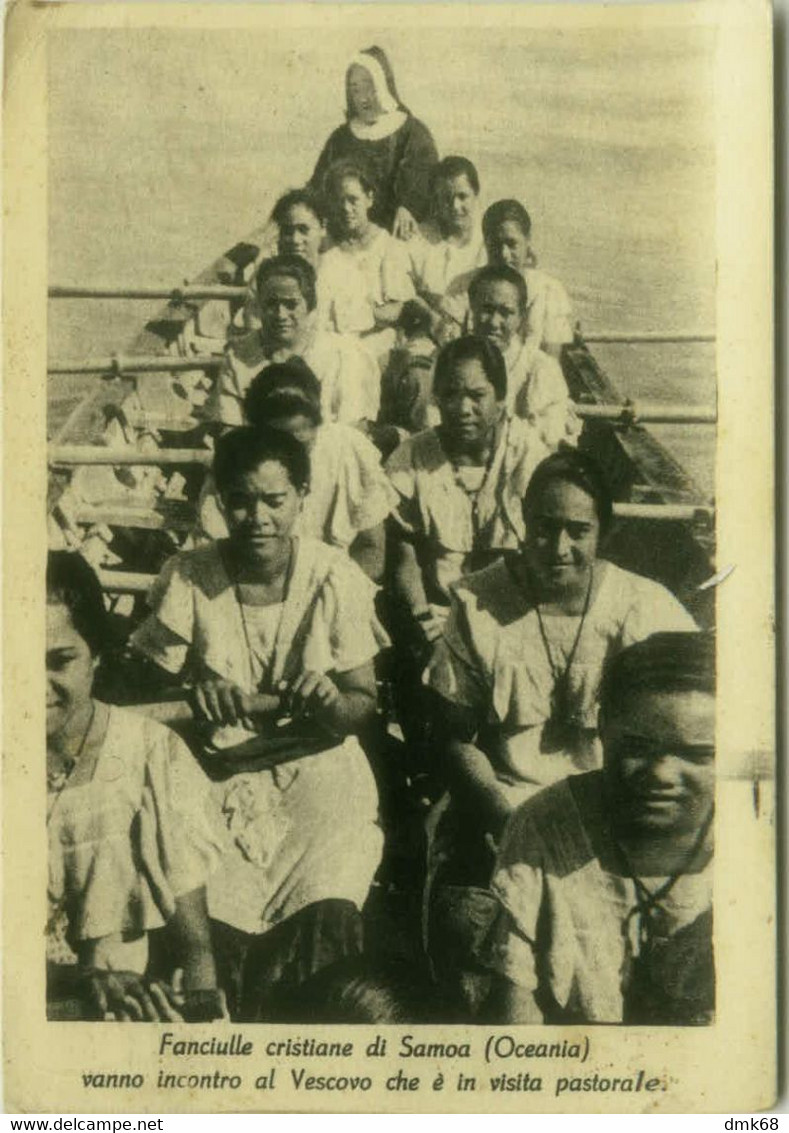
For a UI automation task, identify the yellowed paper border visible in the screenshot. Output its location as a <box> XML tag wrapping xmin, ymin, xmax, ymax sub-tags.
<box><xmin>3</xmin><ymin>0</ymin><xmax>776</xmax><ymax>1113</ymax></box>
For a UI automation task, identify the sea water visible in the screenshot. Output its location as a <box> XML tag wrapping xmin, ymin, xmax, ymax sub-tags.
<box><xmin>47</xmin><ymin>27</ymin><xmax>716</xmax><ymax>494</ymax></box>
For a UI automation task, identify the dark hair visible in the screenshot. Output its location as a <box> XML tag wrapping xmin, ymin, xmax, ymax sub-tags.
<box><xmin>47</xmin><ymin>550</ymin><xmax>112</xmax><ymax>657</ymax></box>
<box><xmin>271</xmin><ymin>187</ymin><xmax>326</xmax><ymax>229</ymax></box>
<box><xmin>255</xmin><ymin>254</ymin><xmax>317</xmax><ymax>313</ymax></box>
<box><xmin>599</xmin><ymin>631</ymin><xmax>715</xmax><ymax>719</ymax></box>
<box><xmin>323</xmin><ymin>158</ymin><xmax>378</xmax><ymax>202</ymax></box>
<box><xmin>433</xmin><ymin>334</ymin><xmax>507</xmax><ymax>402</ymax></box>
<box><xmin>213</xmin><ymin>425</ymin><xmax>310</xmax><ymax>495</ymax></box>
<box><xmin>468</xmin><ymin>263</ymin><xmax>529</xmax><ymax>316</ymax></box>
<box><xmin>264</xmin><ymin>957</ymin><xmax>451</xmax><ymax>1024</ymax></box>
<box><xmin>244</xmin><ymin>359</ymin><xmax>323</xmax><ymax>429</ymax></box>
<box><xmin>521</xmin><ymin>450</ymin><xmax>614</xmax><ymax>536</ymax></box>
<box><xmin>431</xmin><ymin>155</ymin><xmax>480</xmax><ymax>196</ymax></box>
<box><xmin>482</xmin><ymin>198</ymin><xmax>533</xmax><ymax>243</ymax></box>
<box><xmin>397</xmin><ymin>298</ymin><xmax>433</xmax><ymax>340</ymax></box>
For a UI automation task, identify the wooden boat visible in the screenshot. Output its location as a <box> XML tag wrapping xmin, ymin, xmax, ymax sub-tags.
<box><xmin>49</xmin><ymin>237</ymin><xmax>762</xmax><ymax>955</ymax></box>
<box><xmin>47</xmin><ymin>229</ymin><xmax>717</xmax><ymax>634</ymax></box>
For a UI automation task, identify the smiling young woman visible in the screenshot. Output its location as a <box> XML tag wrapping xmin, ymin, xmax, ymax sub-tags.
<box><xmin>484</xmin><ymin>631</ymin><xmax>715</xmax><ymax>1026</ymax></box>
<box><xmin>46</xmin><ymin>551</ymin><xmax>222</xmax><ymax>1023</ymax></box>
<box><xmin>422</xmin><ymin>450</ymin><xmax>698</xmax><ymax>1015</ymax></box>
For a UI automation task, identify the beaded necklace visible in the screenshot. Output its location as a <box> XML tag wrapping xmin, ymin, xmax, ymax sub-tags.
<box><xmin>532</xmin><ymin>567</ymin><xmax>593</xmax><ymax>751</ymax></box>
<box><xmin>46</xmin><ymin>701</ymin><xmax>96</xmax><ymax>822</ymax></box>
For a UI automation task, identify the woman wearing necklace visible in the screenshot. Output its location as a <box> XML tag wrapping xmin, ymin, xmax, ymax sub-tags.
<box><xmin>46</xmin><ymin>552</ymin><xmax>223</xmax><ymax>1022</ymax></box>
<box><xmin>196</xmin><ymin>358</ymin><xmax>396</xmax><ymax>583</ymax></box>
<box><xmin>383</xmin><ymin>335</ymin><xmax>548</xmax><ymax>795</ymax></box>
<box><xmin>386</xmin><ymin>334</ymin><xmax>549</xmax><ymax>644</ymax></box>
<box><xmin>310</xmin><ymin>46</ymin><xmax>438</xmax><ymax>240</ymax></box>
<box><xmin>131</xmin><ymin>426</ymin><xmax>387</xmax><ymax>1021</ymax></box>
<box><xmin>422</xmin><ymin>450</ymin><xmax>696</xmax><ymax>1014</ymax></box>
<box><xmin>209</xmin><ymin>254</ymin><xmax>380</xmax><ymax>430</ymax></box>
<box><xmin>485</xmin><ymin>632</ymin><xmax>715</xmax><ymax>1025</ymax></box>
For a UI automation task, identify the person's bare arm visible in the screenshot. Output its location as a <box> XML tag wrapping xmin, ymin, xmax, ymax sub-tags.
<box><xmin>389</xmin><ymin>521</ymin><xmax>428</xmax><ymax>617</ymax></box>
<box><xmin>426</xmin><ymin>692</ymin><xmax>514</xmax><ymax>836</ymax></box>
<box><xmin>287</xmin><ymin>662</ymin><xmax>377</xmax><ymax>737</ymax></box>
<box><xmin>349</xmin><ymin>523</ymin><xmax>386</xmax><ymax>583</ymax></box>
<box><xmin>170</xmin><ymin>886</ymin><xmax>217</xmax><ymax>993</ymax></box>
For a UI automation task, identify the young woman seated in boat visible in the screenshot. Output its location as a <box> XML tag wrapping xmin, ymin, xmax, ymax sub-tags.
<box><xmin>469</xmin><ymin>264</ymin><xmax>579</xmax><ymax>448</ymax></box>
<box><xmin>130</xmin><ymin>426</ymin><xmax>387</xmax><ymax>1021</ymax></box>
<box><xmin>483</xmin><ymin>631</ymin><xmax>715</xmax><ymax>1026</ymax></box>
<box><xmin>482</xmin><ymin>199</ymin><xmax>574</xmax><ymax>360</ymax></box>
<box><xmin>209</xmin><ymin>254</ymin><xmax>379</xmax><ymax>430</ymax></box>
<box><xmin>440</xmin><ymin>200</ymin><xmax>574</xmax><ymax>360</ymax></box>
<box><xmin>421</xmin><ymin>451</ymin><xmax>697</xmax><ymax>1013</ymax></box>
<box><xmin>409</xmin><ymin>156</ymin><xmax>487</xmax><ymax>337</ymax></box>
<box><xmin>319</xmin><ymin>160</ymin><xmax>415</xmax><ymax>351</ymax></box>
<box><xmin>383</xmin><ymin>335</ymin><xmax>547</xmax><ymax>793</ymax></box>
<box><xmin>310</xmin><ymin>46</ymin><xmax>438</xmax><ymax>241</ymax></box>
<box><xmin>385</xmin><ymin>334</ymin><xmax>549</xmax><ymax>648</ymax></box>
<box><xmin>241</xmin><ymin>188</ymin><xmax>330</xmax><ymax>333</ymax></box>
<box><xmin>46</xmin><ymin>551</ymin><xmax>223</xmax><ymax>1022</ymax></box>
<box><xmin>197</xmin><ymin>358</ymin><xmax>396</xmax><ymax>582</ymax></box>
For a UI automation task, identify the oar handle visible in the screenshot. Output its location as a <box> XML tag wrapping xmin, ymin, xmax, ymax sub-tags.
<box><xmin>129</xmin><ymin>692</ymin><xmax>281</xmax><ymax>724</ymax></box>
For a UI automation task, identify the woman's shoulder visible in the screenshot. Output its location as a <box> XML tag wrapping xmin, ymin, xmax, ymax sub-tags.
<box><xmin>500</xmin><ymin>771</ymin><xmax>603</xmax><ymax>875</ymax></box>
<box><xmin>313</xmin><ymin>326</ymin><xmax>374</xmax><ymax>362</ymax></box>
<box><xmin>160</xmin><ymin>543</ymin><xmax>224</xmax><ymax>582</ymax></box>
<box><xmin>320</xmin><ymin>241</ymin><xmax>346</xmax><ymax>266</ymax></box>
<box><xmin>227</xmin><ymin>329</ymin><xmax>265</xmax><ymax>366</ymax></box>
<box><xmin>503</xmin><ymin>412</ymin><xmax>550</xmax><ymax>452</ymax></box>
<box><xmin>102</xmin><ymin>703</ymin><xmax>191</xmax><ymax>763</ymax></box>
<box><xmin>450</xmin><ymin>558</ymin><xmax>528</xmax><ymax>624</ymax></box>
<box><xmin>321</xmin><ymin>122</ymin><xmax>354</xmax><ymax>150</ymax></box>
<box><xmin>297</xmin><ymin>536</ymin><xmax>376</xmax><ymax>596</ymax></box>
<box><xmin>595</xmin><ymin>561</ymin><xmax>689</xmax><ymax>616</ymax></box>
<box><xmin>148</xmin><ymin>545</ymin><xmax>231</xmax><ymax>608</ymax></box>
<box><xmin>525</xmin><ymin>267</ymin><xmax>572</xmax><ymax>310</ymax></box>
<box><xmin>386</xmin><ymin>427</ymin><xmax>442</xmax><ymax>472</ymax></box>
<box><xmin>401</xmin><ymin>114</ymin><xmax>435</xmax><ymax>143</ymax></box>
<box><xmin>320</xmin><ymin>421</ymin><xmax>384</xmax><ymax>463</ymax></box>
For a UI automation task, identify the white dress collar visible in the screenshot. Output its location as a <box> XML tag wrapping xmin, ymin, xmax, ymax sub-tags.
<box><xmin>348</xmin><ymin>109</ymin><xmax>408</xmax><ymax>141</ymax></box>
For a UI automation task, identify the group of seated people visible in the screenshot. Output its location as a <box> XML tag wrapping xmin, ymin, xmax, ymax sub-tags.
<box><xmin>45</xmin><ymin>47</ymin><xmax>715</xmax><ymax>1028</ymax></box>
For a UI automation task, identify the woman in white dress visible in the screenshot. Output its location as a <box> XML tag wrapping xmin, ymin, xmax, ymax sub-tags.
<box><xmin>469</xmin><ymin>264</ymin><xmax>579</xmax><ymax>448</ymax></box>
<box><xmin>46</xmin><ymin>551</ymin><xmax>222</xmax><ymax>1022</ymax></box>
<box><xmin>131</xmin><ymin>426</ymin><xmax>387</xmax><ymax>1020</ymax></box>
<box><xmin>410</xmin><ymin>156</ymin><xmax>487</xmax><ymax>336</ymax></box>
<box><xmin>319</xmin><ymin>160</ymin><xmax>415</xmax><ymax>362</ymax></box>
<box><xmin>422</xmin><ymin>450</ymin><xmax>697</xmax><ymax>1013</ymax></box>
<box><xmin>210</xmin><ymin>254</ymin><xmax>380</xmax><ymax>428</ymax></box>
<box><xmin>482</xmin><ymin>198</ymin><xmax>574</xmax><ymax>360</ymax></box>
<box><xmin>197</xmin><ymin>357</ymin><xmax>396</xmax><ymax>582</ymax></box>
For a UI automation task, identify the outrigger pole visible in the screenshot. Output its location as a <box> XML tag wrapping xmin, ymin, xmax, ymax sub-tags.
<box><xmin>49</xmin><ymin>284</ymin><xmax>248</xmax><ymax>302</ymax></box>
<box><xmin>91</xmin><ymin>497</ymin><xmax>714</xmax><ymax>595</ymax></box>
<box><xmin>579</xmin><ymin>331</ymin><xmax>715</xmax><ymax>345</ymax></box>
<box><xmin>48</xmin><ymin>356</ymin><xmax>222</xmax><ymax>375</ymax></box>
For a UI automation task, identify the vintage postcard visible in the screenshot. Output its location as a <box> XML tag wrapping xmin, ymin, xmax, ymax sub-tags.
<box><xmin>3</xmin><ymin>0</ymin><xmax>776</xmax><ymax>1114</ymax></box>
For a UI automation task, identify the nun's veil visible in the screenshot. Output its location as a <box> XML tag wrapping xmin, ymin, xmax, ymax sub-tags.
<box><xmin>346</xmin><ymin>45</ymin><xmax>408</xmax><ymax>118</ymax></box>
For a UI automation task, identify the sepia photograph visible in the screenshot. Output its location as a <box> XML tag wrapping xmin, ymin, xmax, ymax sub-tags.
<box><xmin>3</xmin><ymin>0</ymin><xmax>776</xmax><ymax>1114</ymax></box>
